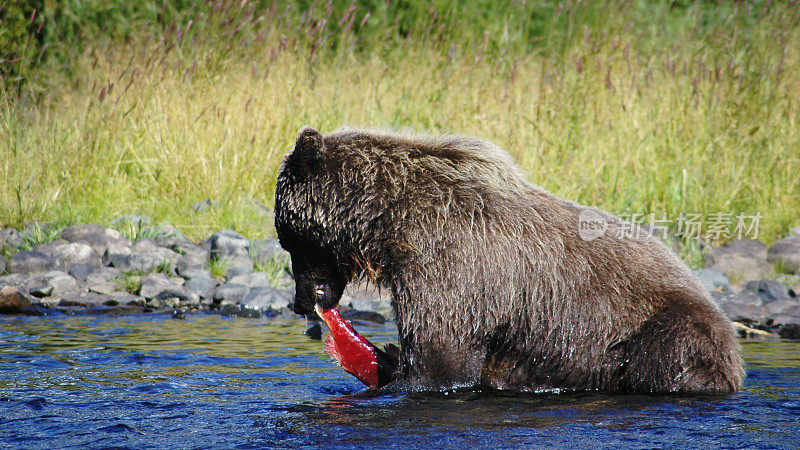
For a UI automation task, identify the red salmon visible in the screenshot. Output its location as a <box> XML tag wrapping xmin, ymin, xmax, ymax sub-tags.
<box><xmin>316</xmin><ymin>305</ymin><xmax>398</xmax><ymax>388</ymax></box>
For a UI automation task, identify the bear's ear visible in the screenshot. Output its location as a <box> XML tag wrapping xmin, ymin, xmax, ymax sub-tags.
<box><xmin>291</xmin><ymin>127</ymin><xmax>325</xmax><ymax>170</ymax></box>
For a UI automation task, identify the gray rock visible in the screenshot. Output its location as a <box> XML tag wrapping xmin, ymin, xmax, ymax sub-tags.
<box><xmin>108</xmin><ymin>291</ymin><xmax>146</xmax><ymax>306</ymax></box>
<box><xmin>151</xmin><ymin>297</ymin><xmax>180</xmax><ymax>309</ymax></box>
<box><xmin>156</xmin><ymin>286</ymin><xmax>200</xmax><ymax>305</ymax></box>
<box><xmin>704</xmin><ymin>239</ymin><xmax>775</xmax><ymax>282</ymax></box>
<box><xmin>340</xmin><ymin>283</ymin><xmax>393</xmax><ymax>316</ymax></box>
<box><xmin>183</xmin><ymin>245</ymin><xmax>210</xmax><ymax>261</ymax></box>
<box><xmin>0</xmin><ymin>228</ymin><xmax>24</xmax><ymax>251</ymax></box>
<box><xmin>85</xmin><ymin>267</ymin><xmax>123</xmax><ymax>295</ymax></box>
<box><xmin>225</xmin><ymin>261</ymin><xmax>254</xmax><ymax>279</ymax></box>
<box><xmin>745</xmin><ymin>280</ymin><xmax>792</xmax><ymax>302</ymax></box>
<box><xmin>207</xmin><ymin>229</ymin><xmax>250</xmax><ymax>261</ymax></box>
<box><xmin>0</xmin><ymin>274</ymin><xmax>25</xmax><ymax>288</ymax></box>
<box><xmin>191</xmin><ymin>199</ymin><xmax>219</xmax><ymax>212</ymax></box>
<box><xmin>720</xmin><ymin>302</ymin><xmax>765</xmax><ymax>323</ymax></box>
<box><xmin>84</xmin><ymin>304</ymin><xmax>144</xmax><ymax>315</ymax></box>
<box><xmin>212</xmin><ymin>283</ymin><xmax>250</xmax><ymax>304</ymax></box>
<box><xmin>733</xmin><ymin>289</ymin><xmax>765</xmax><ymax>306</ymax></box>
<box><xmin>36</xmin><ymin>296</ymin><xmax>61</xmax><ymax>308</ymax></box>
<box><xmin>693</xmin><ymin>268</ymin><xmax>730</xmax><ymax>292</ymax></box>
<box><xmin>0</xmin><ymin>254</ymin><xmax>5</xmax><ymax>275</ymax></box>
<box><xmin>219</xmin><ymin>303</ymin><xmax>270</xmax><ymax>318</ymax></box>
<box><xmin>34</xmin><ymin>241</ymin><xmax>102</xmax><ymax>273</ymax></box>
<box><xmin>140</xmin><ymin>224</ymin><xmax>193</xmax><ymax>250</ymax></box>
<box><xmin>7</xmin><ymin>250</ymin><xmax>54</xmax><ymax>275</ymax></box>
<box><xmin>185</xmin><ymin>274</ymin><xmax>219</xmax><ymax>299</ymax></box>
<box><xmin>132</xmin><ymin>238</ymin><xmax>158</xmax><ymax>253</ymax></box>
<box><xmin>709</xmin><ymin>290</ymin><xmax>733</xmax><ymax>308</ymax></box>
<box><xmin>29</xmin><ymin>284</ymin><xmax>54</xmax><ymax>297</ymax></box>
<box><xmin>144</xmin><ymin>297</ymin><xmax>163</xmax><ymax>309</ymax></box>
<box><xmin>88</xmin><ymin>282</ymin><xmax>118</xmax><ymax>295</ymax></box>
<box><xmin>710</xmin><ymin>289</ymin><xmax>762</xmax><ymax>308</ymax></box>
<box><xmin>151</xmin><ymin>248</ymin><xmax>181</xmax><ymax>274</ymax></box>
<box><xmin>25</xmin><ymin>271</ymin><xmax>81</xmax><ymax>299</ymax></box>
<box><xmin>68</xmin><ymin>263</ymin><xmax>95</xmax><ymax>283</ymax></box>
<box><xmin>764</xmin><ymin>299</ymin><xmax>800</xmax><ymax>317</ymax></box>
<box><xmin>773</xmin><ymin>315</ymin><xmax>800</xmax><ymax>326</ymax></box>
<box><xmin>168</xmin><ymin>274</ymin><xmax>187</xmax><ymax>285</ymax></box>
<box><xmin>86</xmin><ymin>267</ymin><xmax>123</xmax><ymax>286</ymax></box>
<box><xmin>109</xmin><ymin>241</ymin><xmax>179</xmax><ymax>274</ymax></box>
<box><xmin>251</xmin><ymin>238</ymin><xmax>289</xmax><ymax>267</ymax></box>
<box><xmin>60</xmin><ymin>224</ymin><xmax>132</xmax><ymax>259</ymax></box>
<box><xmin>707</xmin><ymin>239</ymin><xmax>769</xmax><ymax>260</ymax></box>
<box><xmin>180</xmin><ymin>267</ymin><xmax>213</xmax><ymax>281</ymax></box>
<box><xmin>59</xmin><ymin>292</ymin><xmax>111</xmax><ymax>307</ymax></box>
<box><xmin>767</xmin><ymin>235</ymin><xmax>800</xmax><ymax>274</ymax></box>
<box><xmin>110</xmin><ymin>252</ymin><xmax>163</xmax><ymax>273</ymax></box>
<box><xmin>241</xmin><ymin>286</ymin><xmax>292</xmax><ymax>311</ymax></box>
<box><xmin>32</xmin><ymin>240</ymin><xmax>66</xmax><ymax>254</ymax></box>
<box><xmin>792</xmin><ymin>226</ymin><xmax>800</xmax><ymax>236</ymax></box>
<box><xmin>105</xmin><ymin>244</ymin><xmax>131</xmax><ymax>262</ymax></box>
<box><xmin>172</xmin><ymin>240</ymin><xmax>201</xmax><ymax>256</ymax></box>
<box><xmin>139</xmin><ymin>273</ymin><xmax>183</xmax><ymax>299</ymax></box>
<box><xmin>103</xmin><ymin>243</ymin><xmax>134</xmax><ymax>266</ymax></box>
<box><xmin>176</xmin><ymin>248</ymin><xmax>209</xmax><ymax>279</ymax></box>
<box><xmin>228</xmin><ymin>271</ymin><xmax>272</xmax><ymax>288</ymax></box>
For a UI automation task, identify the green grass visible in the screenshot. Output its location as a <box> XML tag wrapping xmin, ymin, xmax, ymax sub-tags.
<box><xmin>112</xmin><ymin>220</ymin><xmax>181</xmax><ymax>245</ymax></box>
<box><xmin>18</xmin><ymin>223</ymin><xmax>62</xmax><ymax>251</ymax></box>
<box><xmin>254</xmin><ymin>255</ymin><xmax>292</xmax><ymax>289</ymax></box>
<box><xmin>1</xmin><ymin>1</ymin><xmax>799</xmax><ymax>254</ymax></box>
<box><xmin>772</xmin><ymin>258</ymin><xmax>795</xmax><ymax>277</ymax></box>
<box><xmin>209</xmin><ymin>258</ymin><xmax>230</xmax><ymax>281</ymax></box>
<box><xmin>117</xmin><ymin>272</ymin><xmax>142</xmax><ymax>295</ymax></box>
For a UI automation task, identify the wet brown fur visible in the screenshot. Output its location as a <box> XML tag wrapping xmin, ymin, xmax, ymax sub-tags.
<box><xmin>274</xmin><ymin>127</ymin><xmax>745</xmax><ymax>394</ymax></box>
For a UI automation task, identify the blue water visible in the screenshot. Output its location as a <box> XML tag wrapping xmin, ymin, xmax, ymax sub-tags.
<box><xmin>1</xmin><ymin>313</ymin><xmax>798</xmax><ymax>449</ymax></box>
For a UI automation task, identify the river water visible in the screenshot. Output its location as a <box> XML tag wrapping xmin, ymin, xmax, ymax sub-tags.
<box><xmin>1</xmin><ymin>314</ymin><xmax>798</xmax><ymax>448</ymax></box>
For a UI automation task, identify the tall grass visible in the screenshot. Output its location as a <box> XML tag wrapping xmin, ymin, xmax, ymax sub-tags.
<box><xmin>1</xmin><ymin>1</ymin><xmax>799</xmax><ymax>249</ymax></box>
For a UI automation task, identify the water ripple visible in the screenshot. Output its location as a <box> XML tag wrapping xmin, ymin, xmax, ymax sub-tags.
<box><xmin>0</xmin><ymin>314</ymin><xmax>798</xmax><ymax>448</ymax></box>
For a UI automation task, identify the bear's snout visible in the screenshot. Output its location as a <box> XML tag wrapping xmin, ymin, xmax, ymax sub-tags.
<box><xmin>291</xmin><ymin>271</ymin><xmax>346</xmax><ymax>316</ymax></box>
<box><xmin>291</xmin><ymin>298</ymin><xmax>314</xmax><ymax>315</ymax></box>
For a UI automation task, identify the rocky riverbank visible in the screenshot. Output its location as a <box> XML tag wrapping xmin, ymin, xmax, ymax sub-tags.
<box><xmin>1</xmin><ymin>221</ymin><xmax>798</xmax><ymax>339</ymax></box>
<box><xmin>695</xmin><ymin>233</ymin><xmax>800</xmax><ymax>340</ymax></box>
<box><xmin>0</xmin><ymin>222</ymin><xmax>390</xmax><ymax>326</ymax></box>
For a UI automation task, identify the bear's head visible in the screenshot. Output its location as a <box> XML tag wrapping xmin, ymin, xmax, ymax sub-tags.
<box><xmin>274</xmin><ymin>127</ymin><xmax>354</xmax><ymax>315</ymax></box>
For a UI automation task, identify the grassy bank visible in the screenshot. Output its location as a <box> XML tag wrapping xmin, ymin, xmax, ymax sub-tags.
<box><xmin>2</xmin><ymin>1</ymin><xmax>799</xmax><ymax>254</ymax></box>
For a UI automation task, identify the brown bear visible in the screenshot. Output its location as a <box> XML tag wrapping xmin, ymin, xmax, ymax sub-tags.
<box><xmin>274</xmin><ymin>127</ymin><xmax>744</xmax><ymax>394</ymax></box>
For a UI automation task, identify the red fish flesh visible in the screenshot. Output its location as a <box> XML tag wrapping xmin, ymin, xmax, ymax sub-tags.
<box><xmin>316</xmin><ymin>306</ymin><xmax>398</xmax><ymax>388</ymax></box>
